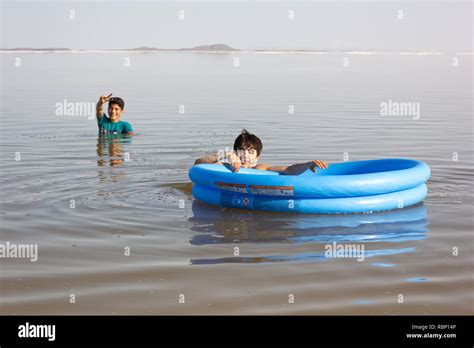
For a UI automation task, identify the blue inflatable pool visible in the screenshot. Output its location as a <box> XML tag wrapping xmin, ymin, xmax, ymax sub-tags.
<box><xmin>188</xmin><ymin>158</ymin><xmax>431</xmax><ymax>214</ymax></box>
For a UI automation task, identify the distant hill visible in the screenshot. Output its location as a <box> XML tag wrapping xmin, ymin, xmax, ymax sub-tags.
<box><xmin>183</xmin><ymin>44</ymin><xmax>237</xmax><ymax>51</ymax></box>
<box><xmin>129</xmin><ymin>47</ymin><xmax>165</xmax><ymax>51</ymax></box>
<box><xmin>128</xmin><ymin>44</ymin><xmax>237</xmax><ymax>52</ymax></box>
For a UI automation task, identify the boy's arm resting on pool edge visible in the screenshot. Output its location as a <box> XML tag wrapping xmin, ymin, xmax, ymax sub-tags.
<box><xmin>255</xmin><ymin>160</ymin><xmax>329</xmax><ymax>175</ymax></box>
<box><xmin>194</xmin><ymin>151</ymin><xmax>239</xmax><ymax>166</ymax></box>
<box><xmin>194</xmin><ymin>152</ymin><xmax>221</xmax><ymax>165</ymax></box>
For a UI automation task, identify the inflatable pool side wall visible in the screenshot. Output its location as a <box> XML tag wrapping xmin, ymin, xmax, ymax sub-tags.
<box><xmin>192</xmin><ymin>182</ymin><xmax>427</xmax><ymax>214</ymax></box>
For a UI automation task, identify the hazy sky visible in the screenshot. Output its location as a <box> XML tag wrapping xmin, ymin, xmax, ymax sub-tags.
<box><xmin>1</xmin><ymin>0</ymin><xmax>472</xmax><ymax>50</ymax></box>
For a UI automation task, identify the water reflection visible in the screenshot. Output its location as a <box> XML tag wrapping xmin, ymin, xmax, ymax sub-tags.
<box><xmin>96</xmin><ymin>134</ymin><xmax>132</xmax><ymax>183</ymax></box>
<box><xmin>189</xmin><ymin>202</ymin><xmax>429</xmax><ymax>264</ymax></box>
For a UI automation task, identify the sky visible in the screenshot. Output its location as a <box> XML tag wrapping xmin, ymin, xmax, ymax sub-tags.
<box><xmin>1</xmin><ymin>0</ymin><xmax>472</xmax><ymax>51</ymax></box>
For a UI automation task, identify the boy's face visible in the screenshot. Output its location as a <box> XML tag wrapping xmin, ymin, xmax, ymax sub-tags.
<box><xmin>108</xmin><ymin>103</ymin><xmax>124</xmax><ymax>122</ymax></box>
<box><xmin>236</xmin><ymin>148</ymin><xmax>259</xmax><ymax>168</ymax></box>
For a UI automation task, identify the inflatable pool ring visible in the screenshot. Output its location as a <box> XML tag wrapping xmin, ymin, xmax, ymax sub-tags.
<box><xmin>188</xmin><ymin>158</ymin><xmax>431</xmax><ymax>214</ymax></box>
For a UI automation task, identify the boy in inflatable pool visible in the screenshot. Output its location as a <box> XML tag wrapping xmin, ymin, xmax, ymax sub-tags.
<box><xmin>194</xmin><ymin>129</ymin><xmax>328</xmax><ymax>174</ymax></box>
<box><xmin>96</xmin><ymin>93</ymin><xmax>134</xmax><ymax>135</ymax></box>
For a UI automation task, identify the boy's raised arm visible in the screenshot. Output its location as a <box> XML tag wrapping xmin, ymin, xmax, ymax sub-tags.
<box><xmin>96</xmin><ymin>93</ymin><xmax>113</xmax><ymax>119</ymax></box>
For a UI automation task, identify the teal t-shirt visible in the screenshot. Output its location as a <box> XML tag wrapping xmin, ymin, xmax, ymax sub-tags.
<box><xmin>97</xmin><ymin>114</ymin><xmax>133</xmax><ymax>134</ymax></box>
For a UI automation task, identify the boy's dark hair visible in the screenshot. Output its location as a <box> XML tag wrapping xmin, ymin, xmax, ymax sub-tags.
<box><xmin>108</xmin><ymin>97</ymin><xmax>125</xmax><ymax>110</ymax></box>
<box><xmin>233</xmin><ymin>129</ymin><xmax>263</xmax><ymax>156</ymax></box>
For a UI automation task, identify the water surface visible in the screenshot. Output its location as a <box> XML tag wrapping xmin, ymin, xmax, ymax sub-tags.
<box><xmin>0</xmin><ymin>52</ymin><xmax>472</xmax><ymax>314</ymax></box>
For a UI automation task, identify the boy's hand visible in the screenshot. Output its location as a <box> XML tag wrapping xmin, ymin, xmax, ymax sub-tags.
<box><xmin>98</xmin><ymin>93</ymin><xmax>113</xmax><ymax>105</ymax></box>
<box><xmin>308</xmin><ymin>160</ymin><xmax>329</xmax><ymax>173</ymax></box>
<box><xmin>227</xmin><ymin>152</ymin><xmax>241</xmax><ymax>172</ymax></box>
<box><xmin>96</xmin><ymin>93</ymin><xmax>113</xmax><ymax>118</ymax></box>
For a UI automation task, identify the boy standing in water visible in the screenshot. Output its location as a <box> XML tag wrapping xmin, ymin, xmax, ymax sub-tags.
<box><xmin>194</xmin><ymin>129</ymin><xmax>328</xmax><ymax>174</ymax></box>
<box><xmin>96</xmin><ymin>93</ymin><xmax>134</xmax><ymax>135</ymax></box>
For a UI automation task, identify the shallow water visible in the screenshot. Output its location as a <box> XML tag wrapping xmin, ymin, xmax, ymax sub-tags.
<box><xmin>0</xmin><ymin>52</ymin><xmax>472</xmax><ymax>314</ymax></box>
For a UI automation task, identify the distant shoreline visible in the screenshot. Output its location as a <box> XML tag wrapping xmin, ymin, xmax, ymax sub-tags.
<box><xmin>1</xmin><ymin>50</ymin><xmax>471</xmax><ymax>55</ymax></box>
<box><xmin>0</xmin><ymin>44</ymin><xmax>471</xmax><ymax>55</ymax></box>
